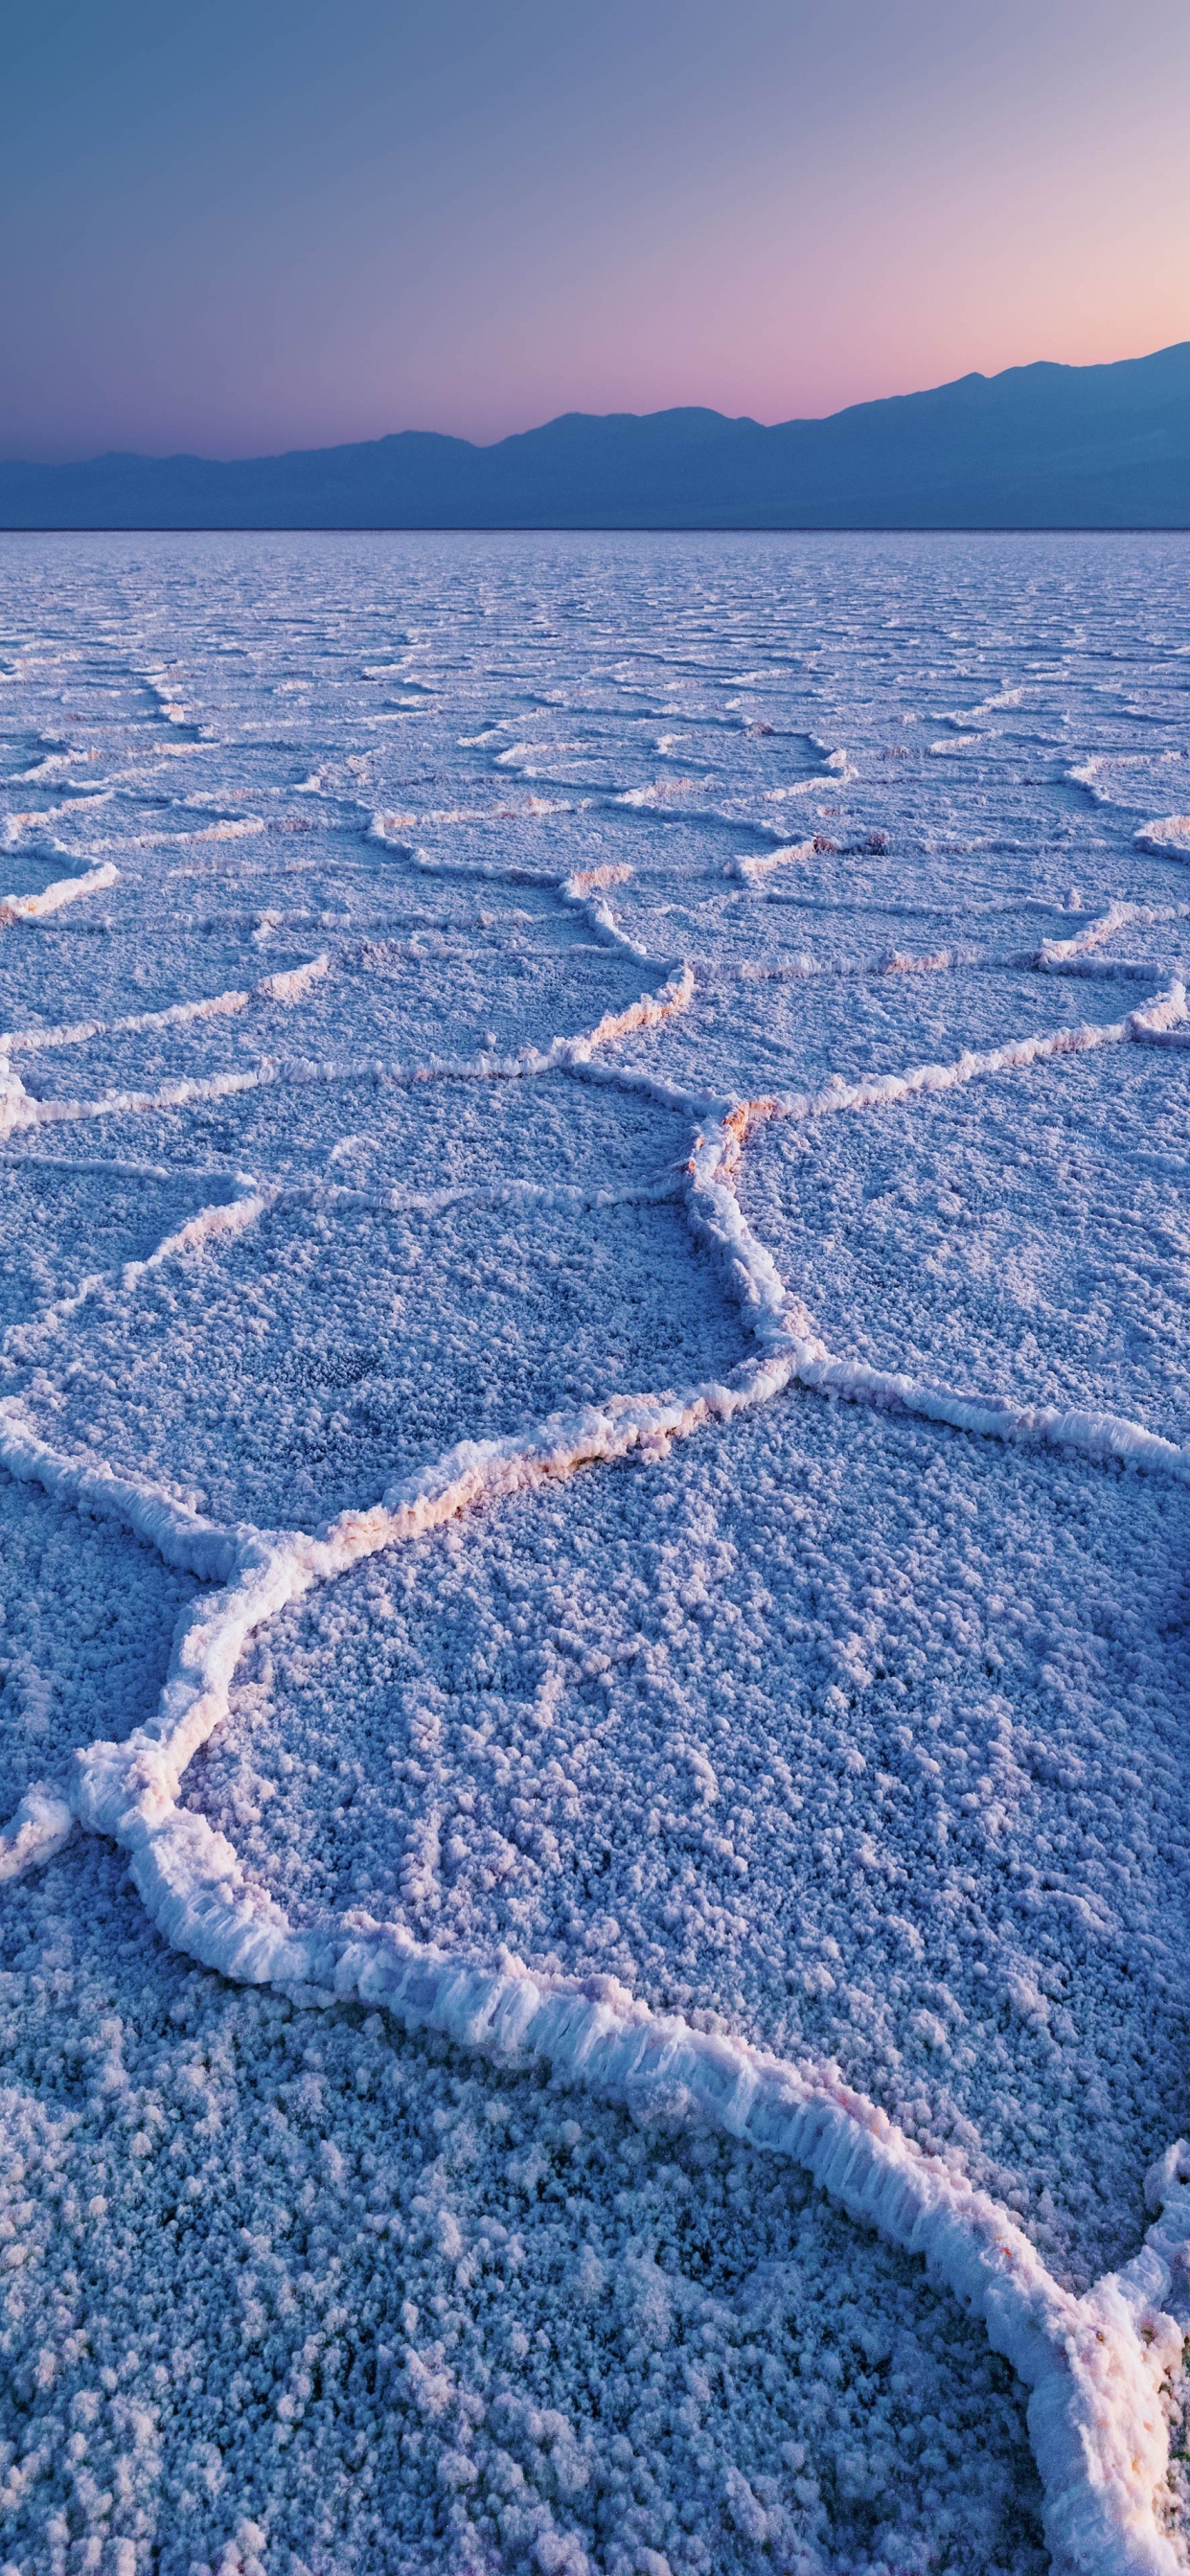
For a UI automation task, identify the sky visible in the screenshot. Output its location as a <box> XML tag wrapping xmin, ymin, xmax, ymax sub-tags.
<box><xmin>3</xmin><ymin>0</ymin><xmax>1189</xmax><ymax>461</ymax></box>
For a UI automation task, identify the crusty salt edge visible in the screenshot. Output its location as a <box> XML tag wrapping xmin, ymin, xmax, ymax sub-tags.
<box><xmin>0</xmin><ymin>993</ymin><xmax>701</xmax><ymax>1138</ymax></box>
<box><xmin>73</xmin><ymin>1809</ymin><xmax>1190</xmax><ymax>2576</ymax></box>
<box><xmin>13</xmin><ymin>1442</ymin><xmax>1185</xmax><ymax>2576</ymax></box>
<box><xmin>764</xmin><ymin>982</ymin><xmax>1188</xmax><ymax>1127</ymax></box>
<box><xmin>728</xmin><ymin>838</ymin><xmax>817</xmax><ymax>885</ymax></box>
<box><xmin>0</xmin><ymin>867</ymin><xmax>689</xmax><ymax>1138</ymax></box>
<box><xmin>65</xmin><ymin>819</ymin><xmax>264</xmax><ymax>857</ymax></box>
<box><xmin>0</xmin><ymin>1349</ymin><xmax>798</xmax><ymax>1864</ymax></box>
<box><xmin>1038</xmin><ymin>957</ymin><xmax>1183</xmax><ymax>987</ymax></box>
<box><xmin>0</xmin><ymin>952</ymin><xmax>328</xmax><ymax>1056</ymax></box>
<box><xmin>5</xmin><ymin>1539</ymin><xmax>1187</xmax><ymax>2574</ymax></box>
<box><xmin>249</xmin><ymin>1172</ymin><xmax>688</xmax><ymax>1221</ymax></box>
<box><xmin>58</xmin><ymin>1533</ymin><xmax>1190</xmax><ymax>2571</ymax></box>
<box><xmin>143</xmin><ymin>669</ymin><xmax>193</xmax><ymax>728</ymax></box>
<box><xmin>779</xmin><ymin>1345</ymin><xmax>1190</xmax><ymax>1480</ymax></box>
<box><xmin>0</xmin><ymin>1399</ymin><xmax>242</xmax><ymax>1581</ymax></box>
<box><xmin>0</xmin><ymin>1780</ymin><xmax>76</xmax><ymax>1882</ymax></box>
<box><xmin>714</xmin><ymin>932</ymin><xmax>1173</xmax><ymax>986</ymax></box>
<box><xmin>462</xmin><ymin>967</ymin><xmax>1169</xmax><ymax>1096</ymax></box>
<box><xmin>5</xmin><ymin>985</ymin><xmax>253</xmax><ymax>1056</ymax></box>
<box><xmin>4</xmin><ymin>926</ymin><xmax>1173</xmax><ymax>1155</ymax></box>
<box><xmin>682</xmin><ymin>1097</ymin><xmax>1190</xmax><ymax>1485</ymax></box>
<box><xmin>2</xmin><ymin>1392</ymin><xmax>1187</xmax><ymax>2576</ymax></box>
<box><xmin>255</xmin><ymin>953</ymin><xmax>329</xmax><ymax>1004</ymax></box>
<box><xmin>1136</xmin><ymin>817</ymin><xmax>1190</xmax><ymax>860</ymax></box>
<box><xmin>559</xmin><ymin>864</ymin><xmax>653</xmax><ymax>966</ymax></box>
<box><xmin>0</xmin><ymin>860</ymin><xmax>119</xmax><ymax>927</ymax></box>
<box><xmin>0</xmin><ymin>1179</ymin><xmax>270</xmax><ymax>1376</ymax></box>
<box><xmin>370</xmin><ymin>818</ymin><xmax>662</xmax><ymax>971</ymax></box>
<box><xmin>616</xmin><ymin>747</ymin><xmax>855</xmax><ymax>827</ymax></box>
<box><xmin>1033</xmin><ymin>900</ymin><xmax>1132</xmax><ymax>964</ymax></box>
<box><xmin>1</xmin><ymin>977</ymin><xmax>1189</xmax><ymax>2560</ymax></box>
<box><xmin>0</xmin><ymin>1059</ymin><xmax>278</xmax><ymax>1141</ymax></box>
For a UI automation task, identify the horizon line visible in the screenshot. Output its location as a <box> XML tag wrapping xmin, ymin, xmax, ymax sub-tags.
<box><xmin>4</xmin><ymin>525</ymin><xmax>1190</xmax><ymax>539</ymax></box>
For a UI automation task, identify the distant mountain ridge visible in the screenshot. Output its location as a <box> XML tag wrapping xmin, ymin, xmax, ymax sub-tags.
<box><xmin>5</xmin><ymin>341</ymin><xmax>1190</xmax><ymax>528</ymax></box>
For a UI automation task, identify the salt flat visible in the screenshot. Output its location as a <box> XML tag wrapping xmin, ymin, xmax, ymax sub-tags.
<box><xmin>0</xmin><ymin>530</ymin><xmax>1188</xmax><ymax>2576</ymax></box>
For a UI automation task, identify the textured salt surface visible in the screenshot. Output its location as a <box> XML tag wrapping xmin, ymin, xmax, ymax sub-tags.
<box><xmin>0</xmin><ymin>529</ymin><xmax>1188</xmax><ymax>2576</ymax></box>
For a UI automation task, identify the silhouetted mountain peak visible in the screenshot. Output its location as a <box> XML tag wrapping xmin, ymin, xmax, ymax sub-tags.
<box><xmin>5</xmin><ymin>342</ymin><xmax>1190</xmax><ymax>526</ymax></box>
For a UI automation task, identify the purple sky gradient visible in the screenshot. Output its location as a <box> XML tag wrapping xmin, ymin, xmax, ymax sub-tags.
<box><xmin>4</xmin><ymin>0</ymin><xmax>1188</xmax><ymax>461</ymax></box>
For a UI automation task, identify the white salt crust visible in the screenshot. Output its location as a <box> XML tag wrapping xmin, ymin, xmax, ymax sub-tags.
<box><xmin>2</xmin><ymin>533</ymin><xmax>1190</xmax><ymax>2572</ymax></box>
<box><xmin>3</xmin><ymin>895</ymin><xmax>1190</xmax><ymax>2567</ymax></box>
<box><xmin>0</xmin><ymin>858</ymin><xmax>118</xmax><ymax>927</ymax></box>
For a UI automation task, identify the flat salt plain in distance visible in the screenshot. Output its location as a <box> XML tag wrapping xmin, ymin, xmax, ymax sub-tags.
<box><xmin>0</xmin><ymin>529</ymin><xmax>1188</xmax><ymax>2576</ymax></box>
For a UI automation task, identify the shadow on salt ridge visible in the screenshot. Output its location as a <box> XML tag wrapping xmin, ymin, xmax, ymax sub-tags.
<box><xmin>0</xmin><ymin>1476</ymin><xmax>195</xmax><ymax>1820</ymax></box>
<box><xmin>0</xmin><ymin>1162</ymin><xmax>249</xmax><ymax>1333</ymax></box>
<box><xmin>740</xmin><ymin>1038</ymin><xmax>1190</xmax><ymax>1445</ymax></box>
<box><xmin>12</xmin><ymin>1116</ymin><xmax>744</xmax><ymax>1530</ymax></box>
<box><xmin>0</xmin><ymin>1842</ymin><xmax>1044</xmax><ymax>2576</ymax></box>
<box><xmin>190</xmin><ymin>1389</ymin><xmax>1190</xmax><ymax>2294</ymax></box>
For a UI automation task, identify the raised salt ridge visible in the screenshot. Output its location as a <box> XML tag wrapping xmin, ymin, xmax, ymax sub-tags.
<box><xmin>0</xmin><ymin>531</ymin><xmax>1187</xmax><ymax>2576</ymax></box>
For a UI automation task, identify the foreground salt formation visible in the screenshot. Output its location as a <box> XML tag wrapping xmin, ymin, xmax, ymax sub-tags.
<box><xmin>0</xmin><ymin>532</ymin><xmax>1187</xmax><ymax>2574</ymax></box>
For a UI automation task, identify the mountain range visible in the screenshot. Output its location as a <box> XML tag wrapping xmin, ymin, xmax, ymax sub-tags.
<box><xmin>4</xmin><ymin>341</ymin><xmax>1190</xmax><ymax>529</ymax></box>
